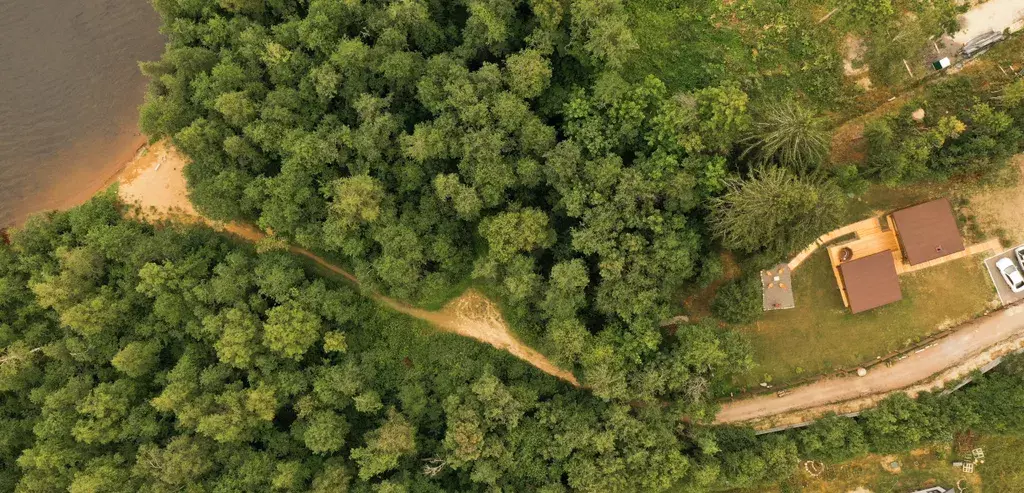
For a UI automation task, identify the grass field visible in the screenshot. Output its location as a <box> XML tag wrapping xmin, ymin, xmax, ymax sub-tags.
<box><xmin>732</xmin><ymin>248</ymin><xmax>996</xmax><ymax>389</ymax></box>
<box><xmin>729</xmin><ymin>434</ymin><xmax>1023</xmax><ymax>492</ymax></box>
<box><xmin>624</xmin><ymin>0</ymin><xmax>850</xmax><ymax>108</ymax></box>
<box><xmin>778</xmin><ymin>445</ymin><xmax>974</xmax><ymax>493</ymax></box>
<box><xmin>976</xmin><ymin>435</ymin><xmax>1024</xmax><ymax>492</ymax></box>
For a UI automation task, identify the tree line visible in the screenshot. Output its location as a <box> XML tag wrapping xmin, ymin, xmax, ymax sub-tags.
<box><xmin>865</xmin><ymin>76</ymin><xmax>1024</xmax><ymax>186</ymax></box>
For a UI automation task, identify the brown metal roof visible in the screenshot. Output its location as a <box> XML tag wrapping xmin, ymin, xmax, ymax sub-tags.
<box><xmin>891</xmin><ymin>198</ymin><xmax>965</xmax><ymax>265</ymax></box>
<box><xmin>839</xmin><ymin>251</ymin><xmax>903</xmax><ymax>314</ymax></box>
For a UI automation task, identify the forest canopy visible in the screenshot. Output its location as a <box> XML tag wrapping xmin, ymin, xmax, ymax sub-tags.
<box><xmin>0</xmin><ymin>194</ymin><xmax>759</xmax><ymax>492</ymax></box>
<box><xmin>4</xmin><ymin>197</ymin><xmax>1024</xmax><ymax>491</ymax></box>
<box><xmin>137</xmin><ymin>0</ymin><xmax>785</xmax><ymax>400</ymax></box>
<box><xmin>7</xmin><ymin>0</ymin><xmax>1024</xmax><ymax>491</ymax></box>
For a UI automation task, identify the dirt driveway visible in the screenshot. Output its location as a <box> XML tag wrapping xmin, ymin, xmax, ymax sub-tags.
<box><xmin>716</xmin><ymin>303</ymin><xmax>1024</xmax><ymax>427</ymax></box>
<box><xmin>951</xmin><ymin>0</ymin><xmax>1024</xmax><ymax>45</ymax></box>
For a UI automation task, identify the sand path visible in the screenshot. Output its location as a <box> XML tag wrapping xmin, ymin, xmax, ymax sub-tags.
<box><xmin>117</xmin><ymin>142</ymin><xmax>579</xmax><ymax>386</ymax></box>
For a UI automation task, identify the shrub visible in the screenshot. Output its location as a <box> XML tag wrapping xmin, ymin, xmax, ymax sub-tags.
<box><xmin>712</xmin><ymin>276</ymin><xmax>762</xmax><ymax>324</ymax></box>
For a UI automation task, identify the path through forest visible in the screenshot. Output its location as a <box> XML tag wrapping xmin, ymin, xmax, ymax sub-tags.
<box><xmin>116</xmin><ymin>141</ymin><xmax>579</xmax><ymax>386</ymax></box>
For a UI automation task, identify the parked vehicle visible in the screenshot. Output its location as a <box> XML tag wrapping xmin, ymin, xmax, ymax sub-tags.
<box><xmin>996</xmin><ymin>257</ymin><xmax>1024</xmax><ymax>293</ymax></box>
<box><xmin>1015</xmin><ymin>246</ymin><xmax>1024</xmax><ymax>268</ymax></box>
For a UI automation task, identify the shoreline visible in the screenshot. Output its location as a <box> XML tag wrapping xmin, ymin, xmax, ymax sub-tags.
<box><xmin>2</xmin><ymin>136</ymin><xmax>151</xmax><ymax>230</ymax></box>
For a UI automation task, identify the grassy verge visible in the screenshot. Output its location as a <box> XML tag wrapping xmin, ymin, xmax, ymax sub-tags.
<box><xmin>732</xmin><ymin>434</ymin><xmax>1024</xmax><ymax>492</ymax></box>
<box><xmin>770</xmin><ymin>444</ymin><xmax>975</xmax><ymax>493</ymax></box>
<box><xmin>731</xmin><ymin>248</ymin><xmax>995</xmax><ymax>389</ymax></box>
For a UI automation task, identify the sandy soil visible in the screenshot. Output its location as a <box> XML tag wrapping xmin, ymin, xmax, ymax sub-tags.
<box><xmin>114</xmin><ymin>141</ymin><xmax>579</xmax><ymax>385</ymax></box>
<box><xmin>716</xmin><ymin>303</ymin><xmax>1024</xmax><ymax>428</ymax></box>
<box><xmin>842</xmin><ymin>35</ymin><xmax>873</xmax><ymax>91</ymax></box>
<box><xmin>384</xmin><ymin>291</ymin><xmax>580</xmax><ymax>385</ymax></box>
<box><xmin>118</xmin><ymin>141</ymin><xmax>197</xmax><ymax>220</ymax></box>
<box><xmin>843</xmin><ymin>35</ymin><xmax>869</xmax><ymax>77</ymax></box>
<box><xmin>952</xmin><ymin>0</ymin><xmax>1024</xmax><ymax>45</ymax></box>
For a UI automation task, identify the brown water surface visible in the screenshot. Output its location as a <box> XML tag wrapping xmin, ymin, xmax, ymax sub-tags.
<box><xmin>0</xmin><ymin>0</ymin><xmax>164</xmax><ymax>226</ymax></box>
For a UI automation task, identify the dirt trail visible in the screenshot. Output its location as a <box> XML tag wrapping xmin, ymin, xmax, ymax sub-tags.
<box><xmin>295</xmin><ymin>245</ymin><xmax>580</xmax><ymax>385</ymax></box>
<box><xmin>716</xmin><ymin>304</ymin><xmax>1024</xmax><ymax>428</ymax></box>
<box><xmin>117</xmin><ymin>141</ymin><xmax>579</xmax><ymax>386</ymax></box>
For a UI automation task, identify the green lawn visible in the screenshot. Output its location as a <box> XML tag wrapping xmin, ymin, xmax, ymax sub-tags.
<box><xmin>732</xmin><ymin>248</ymin><xmax>996</xmax><ymax>388</ymax></box>
<box><xmin>977</xmin><ymin>435</ymin><xmax>1024</xmax><ymax>492</ymax></box>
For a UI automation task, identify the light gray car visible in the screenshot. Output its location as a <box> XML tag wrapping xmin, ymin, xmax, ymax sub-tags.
<box><xmin>996</xmin><ymin>257</ymin><xmax>1024</xmax><ymax>293</ymax></box>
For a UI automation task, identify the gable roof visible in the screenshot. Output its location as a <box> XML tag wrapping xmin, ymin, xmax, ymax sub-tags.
<box><xmin>839</xmin><ymin>251</ymin><xmax>903</xmax><ymax>314</ymax></box>
<box><xmin>891</xmin><ymin>198</ymin><xmax>965</xmax><ymax>265</ymax></box>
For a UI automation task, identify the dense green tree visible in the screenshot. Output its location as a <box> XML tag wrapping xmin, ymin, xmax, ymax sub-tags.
<box><xmin>711</xmin><ymin>277</ymin><xmax>762</xmax><ymax>325</ymax></box>
<box><xmin>263</xmin><ymin>301</ymin><xmax>323</xmax><ymax>360</ymax></box>
<box><xmin>861</xmin><ymin>393</ymin><xmax>951</xmax><ymax>453</ymax></box>
<box><xmin>741</xmin><ymin>100</ymin><xmax>830</xmax><ymax>172</ymax></box>
<box><xmin>709</xmin><ymin>167</ymin><xmax>845</xmax><ymax>256</ymax></box>
<box><xmin>351</xmin><ymin>409</ymin><xmax>417</xmax><ymax>480</ymax></box>
<box><xmin>796</xmin><ymin>413</ymin><xmax>869</xmax><ymax>463</ymax></box>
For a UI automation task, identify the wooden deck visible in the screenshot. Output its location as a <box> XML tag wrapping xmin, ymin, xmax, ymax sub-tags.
<box><xmin>825</xmin><ymin>217</ymin><xmax>1001</xmax><ymax>307</ymax></box>
<box><xmin>899</xmin><ymin>238</ymin><xmax>1002</xmax><ymax>274</ymax></box>
<box><xmin>786</xmin><ymin>217</ymin><xmax>885</xmax><ymax>271</ymax></box>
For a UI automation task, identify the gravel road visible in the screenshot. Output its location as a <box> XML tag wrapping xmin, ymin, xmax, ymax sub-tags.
<box><xmin>716</xmin><ymin>304</ymin><xmax>1024</xmax><ymax>425</ymax></box>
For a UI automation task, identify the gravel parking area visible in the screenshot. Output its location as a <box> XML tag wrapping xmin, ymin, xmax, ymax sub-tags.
<box><xmin>984</xmin><ymin>246</ymin><xmax>1024</xmax><ymax>306</ymax></box>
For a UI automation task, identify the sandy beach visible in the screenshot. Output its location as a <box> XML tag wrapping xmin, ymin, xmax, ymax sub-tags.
<box><xmin>4</xmin><ymin>139</ymin><xmax>195</xmax><ymax>230</ymax></box>
<box><xmin>116</xmin><ymin>141</ymin><xmax>196</xmax><ymax>219</ymax></box>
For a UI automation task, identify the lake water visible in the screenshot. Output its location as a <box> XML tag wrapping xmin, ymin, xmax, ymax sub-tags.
<box><xmin>0</xmin><ymin>0</ymin><xmax>164</xmax><ymax>226</ymax></box>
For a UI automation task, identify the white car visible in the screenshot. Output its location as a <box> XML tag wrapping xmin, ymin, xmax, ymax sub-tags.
<box><xmin>1015</xmin><ymin>246</ymin><xmax>1024</xmax><ymax>268</ymax></box>
<box><xmin>996</xmin><ymin>257</ymin><xmax>1024</xmax><ymax>293</ymax></box>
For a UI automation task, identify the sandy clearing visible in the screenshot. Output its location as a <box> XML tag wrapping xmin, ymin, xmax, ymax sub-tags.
<box><xmin>716</xmin><ymin>303</ymin><xmax>1024</xmax><ymax>428</ymax></box>
<box><xmin>116</xmin><ymin>141</ymin><xmax>579</xmax><ymax>386</ymax></box>
<box><xmin>843</xmin><ymin>35</ymin><xmax>869</xmax><ymax>78</ymax></box>
<box><xmin>952</xmin><ymin>0</ymin><xmax>1024</xmax><ymax>45</ymax></box>
<box><xmin>118</xmin><ymin>141</ymin><xmax>197</xmax><ymax>219</ymax></box>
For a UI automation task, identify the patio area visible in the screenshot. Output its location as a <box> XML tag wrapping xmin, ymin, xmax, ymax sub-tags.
<box><xmin>762</xmin><ymin>264</ymin><xmax>795</xmax><ymax>311</ymax></box>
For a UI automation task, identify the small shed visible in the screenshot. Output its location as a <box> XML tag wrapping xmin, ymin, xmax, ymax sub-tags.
<box><xmin>890</xmin><ymin>198</ymin><xmax>965</xmax><ymax>266</ymax></box>
<box><xmin>839</xmin><ymin>251</ymin><xmax>903</xmax><ymax>314</ymax></box>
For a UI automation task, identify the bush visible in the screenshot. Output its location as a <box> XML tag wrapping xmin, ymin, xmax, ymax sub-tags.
<box><xmin>696</xmin><ymin>255</ymin><xmax>725</xmax><ymax>289</ymax></box>
<box><xmin>712</xmin><ymin>276</ymin><xmax>762</xmax><ymax>324</ymax></box>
